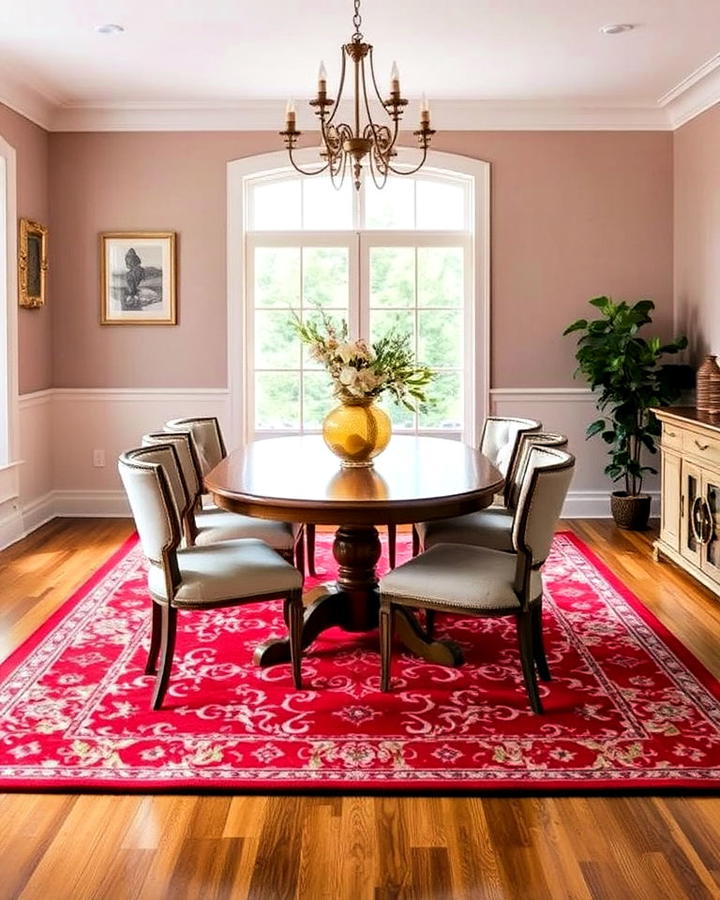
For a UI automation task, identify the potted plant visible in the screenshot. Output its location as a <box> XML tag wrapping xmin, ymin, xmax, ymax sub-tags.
<box><xmin>564</xmin><ymin>297</ymin><xmax>688</xmax><ymax>529</ymax></box>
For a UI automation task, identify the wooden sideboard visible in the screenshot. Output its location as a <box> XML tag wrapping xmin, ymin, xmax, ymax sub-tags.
<box><xmin>654</xmin><ymin>407</ymin><xmax>720</xmax><ymax>595</ymax></box>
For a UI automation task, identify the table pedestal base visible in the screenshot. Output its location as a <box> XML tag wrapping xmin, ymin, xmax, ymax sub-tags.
<box><xmin>253</xmin><ymin>524</ymin><xmax>463</xmax><ymax>669</ymax></box>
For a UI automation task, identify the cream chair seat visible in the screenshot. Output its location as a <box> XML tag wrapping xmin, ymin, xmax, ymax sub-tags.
<box><xmin>416</xmin><ymin>432</ymin><xmax>568</xmax><ymax>555</ymax></box>
<box><xmin>119</xmin><ymin>443</ymin><xmax>304</xmax><ymax>710</ymax></box>
<box><xmin>144</xmin><ymin>430</ymin><xmax>300</xmax><ymax>567</ymax></box>
<box><xmin>380</xmin><ymin>445</ymin><xmax>575</xmax><ymax>714</ymax></box>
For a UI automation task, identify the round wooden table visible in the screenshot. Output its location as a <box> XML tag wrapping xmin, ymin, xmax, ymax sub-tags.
<box><xmin>205</xmin><ymin>435</ymin><xmax>504</xmax><ymax>667</ymax></box>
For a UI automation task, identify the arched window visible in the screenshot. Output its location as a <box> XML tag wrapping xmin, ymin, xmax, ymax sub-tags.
<box><xmin>228</xmin><ymin>148</ymin><xmax>489</xmax><ymax>446</ymax></box>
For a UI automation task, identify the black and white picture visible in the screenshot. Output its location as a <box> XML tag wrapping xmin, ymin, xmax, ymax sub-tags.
<box><xmin>100</xmin><ymin>232</ymin><xmax>176</xmax><ymax>324</ymax></box>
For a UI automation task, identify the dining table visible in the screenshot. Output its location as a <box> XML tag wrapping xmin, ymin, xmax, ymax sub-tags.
<box><xmin>205</xmin><ymin>434</ymin><xmax>504</xmax><ymax>668</ymax></box>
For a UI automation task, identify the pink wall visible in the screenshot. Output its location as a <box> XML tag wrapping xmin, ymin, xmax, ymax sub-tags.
<box><xmin>0</xmin><ymin>103</ymin><xmax>50</xmax><ymax>394</ymax></box>
<box><xmin>48</xmin><ymin>129</ymin><xmax>674</xmax><ymax>389</ymax></box>
<box><xmin>674</xmin><ymin>102</ymin><xmax>720</xmax><ymax>362</ymax></box>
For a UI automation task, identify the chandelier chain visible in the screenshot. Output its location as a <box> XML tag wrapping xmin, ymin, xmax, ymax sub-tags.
<box><xmin>352</xmin><ymin>0</ymin><xmax>363</xmax><ymax>42</ymax></box>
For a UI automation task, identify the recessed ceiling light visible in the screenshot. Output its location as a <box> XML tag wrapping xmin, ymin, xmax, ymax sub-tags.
<box><xmin>94</xmin><ymin>23</ymin><xmax>125</xmax><ymax>34</ymax></box>
<box><xmin>599</xmin><ymin>23</ymin><xmax>634</xmax><ymax>35</ymax></box>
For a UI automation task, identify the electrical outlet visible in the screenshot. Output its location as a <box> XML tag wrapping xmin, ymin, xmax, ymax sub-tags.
<box><xmin>93</xmin><ymin>449</ymin><xmax>106</xmax><ymax>468</ymax></box>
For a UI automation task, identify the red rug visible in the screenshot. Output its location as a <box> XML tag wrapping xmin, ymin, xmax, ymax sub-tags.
<box><xmin>2</xmin><ymin>531</ymin><xmax>720</xmax><ymax>792</ymax></box>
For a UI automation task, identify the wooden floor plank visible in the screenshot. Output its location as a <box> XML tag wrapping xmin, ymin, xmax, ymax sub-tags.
<box><xmin>0</xmin><ymin>517</ymin><xmax>720</xmax><ymax>899</ymax></box>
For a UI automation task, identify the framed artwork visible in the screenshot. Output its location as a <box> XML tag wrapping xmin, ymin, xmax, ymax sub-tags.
<box><xmin>100</xmin><ymin>231</ymin><xmax>176</xmax><ymax>325</ymax></box>
<box><xmin>18</xmin><ymin>219</ymin><xmax>48</xmax><ymax>309</ymax></box>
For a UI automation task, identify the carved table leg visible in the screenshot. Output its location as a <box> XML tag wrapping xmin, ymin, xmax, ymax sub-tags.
<box><xmin>254</xmin><ymin>523</ymin><xmax>463</xmax><ymax>668</ymax></box>
<box><xmin>254</xmin><ymin>524</ymin><xmax>381</xmax><ymax>667</ymax></box>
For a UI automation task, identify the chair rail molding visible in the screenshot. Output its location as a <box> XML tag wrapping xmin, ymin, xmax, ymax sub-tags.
<box><xmin>489</xmin><ymin>386</ymin><xmax>658</xmax><ymax>518</ymax></box>
<box><xmin>4</xmin><ymin>383</ymin><xmax>652</xmax><ymax>550</ymax></box>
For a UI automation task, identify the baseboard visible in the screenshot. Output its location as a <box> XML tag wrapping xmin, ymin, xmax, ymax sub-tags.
<box><xmin>0</xmin><ymin>499</ymin><xmax>24</xmax><ymax>550</ymax></box>
<box><xmin>11</xmin><ymin>487</ymin><xmax>631</xmax><ymax>532</ymax></box>
<box><xmin>562</xmin><ymin>490</ymin><xmax>660</xmax><ymax>519</ymax></box>
<box><xmin>21</xmin><ymin>491</ymin><xmax>57</xmax><ymax>536</ymax></box>
<box><xmin>53</xmin><ymin>490</ymin><xmax>130</xmax><ymax>518</ymax></box>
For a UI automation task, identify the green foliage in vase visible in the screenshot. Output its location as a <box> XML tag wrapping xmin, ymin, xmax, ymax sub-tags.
<box><xmin>290</xmin><ymin>308</ymin><xmax>435</xmax><ymax>412</ymax></box>
<box><xmin>564</xmin><ymin>296</ymin><xmax>688</xmax><ymax>496</ymax></box>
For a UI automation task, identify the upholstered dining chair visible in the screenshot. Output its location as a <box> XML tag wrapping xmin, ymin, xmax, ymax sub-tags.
<box><xmin>119</xmin><ymin>444</ymin><xmax>304</xmax><ymax>710</ymax></box>
<box><xmin>415</xmin><ymin>431</ymin><xmax>568</xmax><ymax>556</ymax></box>
<box><xmin>163</xmin><ymin>417</ymin><xmax>305</xmax><ymax>571</ymax></box>
<box><xmin>410</xmin><ymin>415</ymin><xmax>542</xmax><ymax>556</ymax></box>
<box><xmin>379</xmin><ymin>445</ymin><xmax>575</xmax><ymax>714</ymax></box>
<box><xmin>142</xmin><ymin>431</ymin><xmax>303</xmax><ymax>568</ymax></box>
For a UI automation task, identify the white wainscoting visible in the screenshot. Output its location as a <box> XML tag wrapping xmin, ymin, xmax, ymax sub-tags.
<box><xmin>490</xmin><ymin>388</ymin><xmax>659</xmax><ymax>519</ymax></box>
<box><xmin>6</xmin><ymin>385</ymin><xmax>637</xmax><ymax>550</ymax></box>
<box><xmin>6</xmin><ymin>389</ymin><xmax>231</xmax><ymax>549</ymax></box>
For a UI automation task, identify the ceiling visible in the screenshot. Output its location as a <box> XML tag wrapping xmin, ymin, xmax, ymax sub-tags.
<box><xmin>0</xmin><ymin>0</ymin><xmax>718</xmax><ymax>130</ymax></box>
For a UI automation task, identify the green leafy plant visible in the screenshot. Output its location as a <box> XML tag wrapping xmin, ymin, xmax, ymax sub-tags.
<box><xmin>564</xmin><ymin>297</ymin><xmax>688</xmax><ymax>496</ymax></box>
<box><xmin>290</xmin><ymin>309</ymin><xmax>435</xmax><ymax>411</ymax></box>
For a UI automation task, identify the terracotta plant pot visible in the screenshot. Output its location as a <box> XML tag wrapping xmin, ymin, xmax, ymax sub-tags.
<box><xmin>610</xmin><ymin>491</ymin><xmax>652</xmax><ymax>530</ymax></box>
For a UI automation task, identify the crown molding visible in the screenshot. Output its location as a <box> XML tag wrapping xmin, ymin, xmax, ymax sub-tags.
<box><xmin>48</xmin><ymin>97</ymin><xmax>673</xmax><ymax>132</ymax></box>
<box><xmin>0</xmin><ymin>71</ymin><xmax>55</xmax><ymax>130</ymax></box>
<box><xmin>660</xmin><ymin>53</ymin><xmax>720</xmax><ymax>129</ymax></box>
<box><xmin>2</xmin><ymin>55</ymin><xmax>719</xmax><ymax>134</ymax></box>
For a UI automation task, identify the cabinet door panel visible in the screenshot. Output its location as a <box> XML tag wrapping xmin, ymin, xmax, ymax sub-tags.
<box><xmin>680</xmin><ymin>461</ymin><xmax>703</xmax><ymax>567</ymax></box>
<box><xmin>660</xmin><ymin>451</ymin><xmax>681</xmax><ymax>551</ymax></box>
<box><xmin>701</xmin><ymin>474</ymin><xmax>720</xmax><ymax>586</ymax></box>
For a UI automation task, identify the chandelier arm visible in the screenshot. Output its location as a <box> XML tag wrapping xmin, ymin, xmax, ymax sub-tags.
<box><xmin>367</xmin><ymin>144</ymin><xmax>389</xmax><ymax>190</ymax></box>
<box><xmin>286</xmin><ymin>147</ymin><xmax>331</xmax><ymax>177</ymax></box>
<box><xmin>329</xmin><ymin>150</ymin><xmax>349</xmax><ymax>191</ymax></box>
<box><xmin>386</xmin><ymin>143</ymin><xmax>430</xmax><ymax>176</ymax></box>
<box><xmin>363</xmin><ymin>54</ymin><xmax>401</xmax><ymax>156</ymax></box>
<box><xmin>324</xmin><ymin>47</ymin><xmax>348</xmax><ymax>130</ymax></box>
<box><xmin>367</xmin><ymin>47</ymin><xmax>390</xmax><ymax>112</ymax></box>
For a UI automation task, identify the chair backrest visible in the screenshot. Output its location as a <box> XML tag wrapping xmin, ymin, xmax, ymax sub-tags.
<box><xmin>118</xmin><ymin>446</ymin><xmax>183</xmax><ymax>566</ymax></box>
<box><xmin>480</xmin><ymin>416</ymin><xmax>542</xmax><ymax>479</ymax></box>
<box><xmin>512</xmin><ymin>445</ymin><xmax>575</xmax><ymax>570</ymax></box>
<box><xmin>165</xmin><ymin>417</ymin><xmax>226</xmax><ymax>478</ymax></box>
<box><xmin>143</xmin><ymin>431</ymin><xmax>202</xmax><ymax>502</ymax></box>
<box><xmin>506</xmin><ymin>431</ymin><xmax>569</xmax><ymax>510</ymax></box>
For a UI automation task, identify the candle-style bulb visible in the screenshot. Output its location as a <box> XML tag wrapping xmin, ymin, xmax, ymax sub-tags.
<box><xmin>285</xmin><ymin>98</ymin><xmax>296</xmax><ymax>130</ymax></box>
<box><xmin>390</xmin><ymin>60</ymin><xmax>400</xmax><ymax>93</ymax></box>
<box><xmin>420</xmin><ymin>93</ymin><xmax>430</xmax><ymax>126</ymax></box>
<box><xmin>318</xmin><ymin>60</ymin><xmax>327</xmax><ymax>91</ymax></box>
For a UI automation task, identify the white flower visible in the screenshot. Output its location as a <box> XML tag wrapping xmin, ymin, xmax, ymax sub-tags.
<box><xmin>338</xmin><ymin>366</ymin><xmax>358</xmax><ymax>386</ymax></box>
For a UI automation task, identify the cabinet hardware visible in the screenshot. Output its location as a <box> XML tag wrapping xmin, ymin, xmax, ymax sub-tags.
<box><xmin>666</xmin><ymin>430</ymin><xmax>677</xmax><ymax>438</ymax></box>
<box><xmin>695</xmin><ymin>440</ymin><xmax>710</xmax><ymax>451</ymax></box>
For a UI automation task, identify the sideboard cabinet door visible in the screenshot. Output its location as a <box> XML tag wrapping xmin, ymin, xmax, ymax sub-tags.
<box><xmin>701</xmin><ymin>475</ymin><xmax>720</xmax><ymax>587</ymax></box>
<box><xmin>680</xmin><ymin>461</ymin><xmax>703</xmax><ymax>569</ymax></box>
<box><xmin>660</xmin><ymin>450</ymin><xmax>681</xmax><ymax>551</ymax></box>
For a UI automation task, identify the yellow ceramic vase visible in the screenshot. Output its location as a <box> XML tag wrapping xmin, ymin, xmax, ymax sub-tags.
<box><xmin>322</xmin><ymin>398</ymin><xmax>392</xmax><ymax>468</ymax></box>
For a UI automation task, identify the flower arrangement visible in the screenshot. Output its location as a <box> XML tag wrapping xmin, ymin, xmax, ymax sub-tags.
<box><xmin>291</xmin><ymin>310</ymin><xmax>434</xmax><ymax>410</ymax></box>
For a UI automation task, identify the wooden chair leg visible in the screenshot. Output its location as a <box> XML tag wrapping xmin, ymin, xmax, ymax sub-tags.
<box><xmin>531</xmin><ymin>602</ymin><xmax>551</xmax><ymax>681</ymax></box>
<box><xmin>516</xmin><ymin>611</ymin><xmax>543</xmax><ymax>714</ymax></box>
<box><xmin>145</xmin><ymin>601</ymin><xmax>163</xmax><ymax>675</ymax></box>
<box><xmin>306</xmin><ymin>523</ymin><xmax>317</xmax><ymax>576</ymax></box>
<box><xmin>294</xmin><ymin>527</ymin><xmax>306</xmax><ymax>580</ymax></box>
<box><xmin>411</xmin><ymin>525</ymin><xmax>420</xmax><ymax>557</ymax></box>
<box><xmin>387</xmin><ymin>524</ymin><xmax>396</xmax><ymax>569</ymax></box>
<box><xmin>380</xmin><ymin>601</ymin><xmax>393</xmax><ymax>692</ymax></box>
<box><xmin>286</xmin><ymin>592</ymin><xmax>303</xmax><ymax>689</ymax></box>
<box><xmin>425</xmin><ymin>609</ymin><xmax>436</xmax><ymax>639</ymax></box>
<box><xmin>151</xmin><ymin>604</ymin><xmax>178</xmax><ymax>711</ymax></box>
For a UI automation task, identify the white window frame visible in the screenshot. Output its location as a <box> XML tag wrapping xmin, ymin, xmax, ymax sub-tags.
<box><xmin>0</xmin><ymin>134</ymin><xmax>19</xmax><ymax>505</ymax></box>
<box><xmin>227</xmin><ymin>147</ymin><xmax>489</xmax><ymax>447</ymax></box>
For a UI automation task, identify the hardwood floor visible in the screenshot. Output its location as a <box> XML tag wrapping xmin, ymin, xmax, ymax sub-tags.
<box><xmin>1</xmin><ymin>517</ymin><xmax>720</xmax><ymax>899</ymax></box>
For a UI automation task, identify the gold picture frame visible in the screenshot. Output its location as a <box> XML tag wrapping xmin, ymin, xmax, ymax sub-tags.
<box><xmin>18</xmin><ymin>219</ymin><xmax>48</xmax><ymax>309</ymax></box>
<box><xmin>100</xmin><ymin>231</ymin><xmax>177</xmax><ymax>325</ymax></box>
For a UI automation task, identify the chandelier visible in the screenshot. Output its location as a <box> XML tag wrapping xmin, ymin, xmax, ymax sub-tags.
<box><xmin>280</xmin><ymin>0</ymin><xmax>435</xmax><ymax>191</ymax></box>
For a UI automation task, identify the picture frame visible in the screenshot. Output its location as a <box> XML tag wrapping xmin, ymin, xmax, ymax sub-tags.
<box><xmin>18</xmin><ymin>219</ymin><xmax>48</xmax><ymax>309</ymax></box>
<box><xmin>100</xmin><ymin>231</ymin><xmax>176</xmax><ymax>325</ymax></box>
